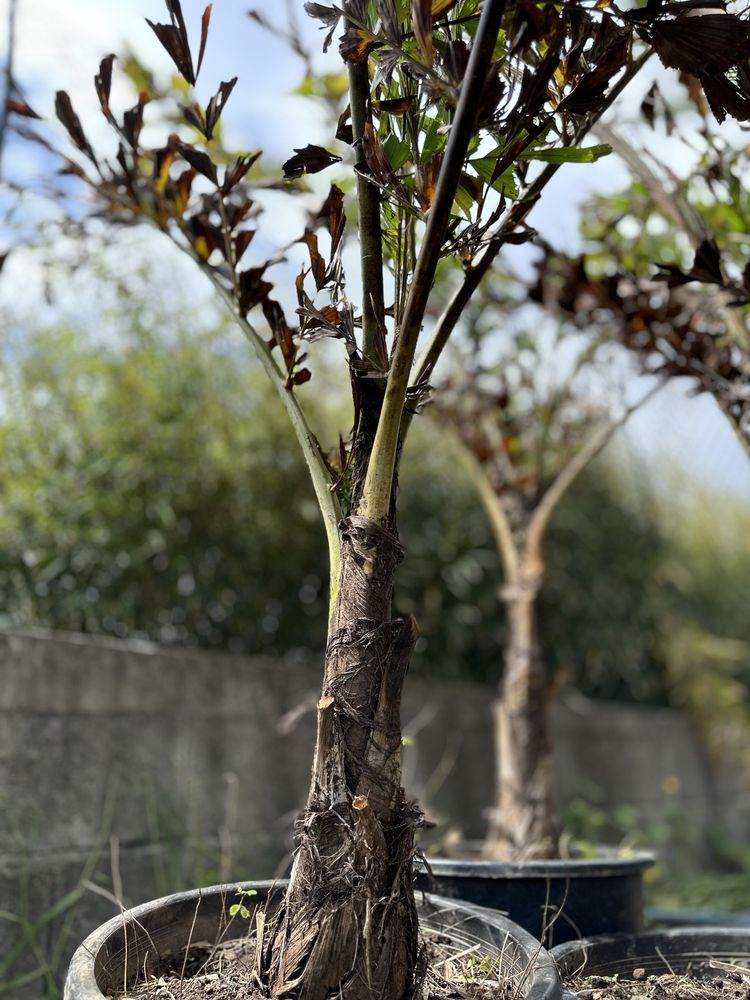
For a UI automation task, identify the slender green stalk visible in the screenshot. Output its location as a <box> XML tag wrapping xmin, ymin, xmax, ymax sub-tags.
<box><xmin>345</xmin><ymin>5</ymin><xmax>386</xmax><ymax>363</ymax></box>
<box><xmin>529</xmin><ymin>379</ymin><xmax>665</xmax><ymax>548</ymax></box>
<box><xmin>201</xmin><ymin>267</ymin><xmax>344</xmax><ymax>612</ymax></box>
<box><xmin>212</xmin><ymin>189</ymin><xmax>344</xmax><ymax>609</ymax></box>
<box><xmin>359</xmin><ymin>0</ymin><xmax>508</xmax><ymax>523</ymax></box>
<box><xmin>456</xmin><ymin>438</ymin><xmax>519</xmax><ymax>583</ymax></box>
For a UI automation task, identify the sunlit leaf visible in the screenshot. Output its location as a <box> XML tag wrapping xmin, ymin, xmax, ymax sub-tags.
<box><xmin>302</xmin><ymin>230</ymin><xmax>327</xmax><ymax>289</ymax></box>
<box><xmin>431</xmin><ymin>0</ymin><xmax>461</xmax><ymax>19</ymax></box>
<box><xmin>520</xmin><ymin>143</ymin><xmax>612</xmax><ymax>164</ymax></box>
<box><xmin>339</xmin><ymin>26</ymin><xmax>380</xmax><ymax>64</ymax></box>
<box><xmin>416</xmin><ymin>153</ymin><xmax>443</xmax><ymax>211</ymax></box>
<box><xmin>412</xmin><ymin>0</ymin><xmax>434</xmax><ymax>64</ymax></box>
<box><xmin>316</xmin><ymin>184</ymin><xmax>346</xmax><ymax>261</ymax></box>
<box><xmin>383</xmin><ymin>133</ymin><xmax>412</xmax><ymax>172</ymax></box>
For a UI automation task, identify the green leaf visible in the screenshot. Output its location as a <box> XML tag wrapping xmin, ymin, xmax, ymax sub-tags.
<box><xmin>470</xmin><ymin>150</ymin><xmax>518</xmax><ymax>198</ymax></box>
<box><xmin>383</xmin><ymin>134</ymin><xmax>411</xmax><ymax>172</ymax></box>
<box><xmin>421</xmin><ymin>117</ymin><xmax>447</xmax><ymax>163</ymax></box>
<box><xmin>520</xmin><ymin>144</ymin><xmax>612</xmax><ymax>165</ymax></box>
<box><xmin>453</xmin><ymin>179</ymin><xmax>476</xmax><ymax>219</ymax></box>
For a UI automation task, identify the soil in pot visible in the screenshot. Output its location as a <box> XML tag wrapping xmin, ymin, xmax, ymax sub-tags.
<box><xmin>66</xmin><ymin>881</ymin><xmax>561</xmax><ymax>1000</ymax></box>
<box><xmin>121</xmin><ymin>920</ymin><xmax>536</xmax><ymax>999</ymax></box>
<box><xmin>553</xmin><ymin>928</ymin><xmax>750</xmax><ymax>1000</ymax></box>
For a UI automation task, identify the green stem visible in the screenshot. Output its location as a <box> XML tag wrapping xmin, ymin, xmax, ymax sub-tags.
<box><xmin>456</xmin><ymin>437</ymin><xmax>519</xmax><ymax>584</ymax></box>
<box><xmin>528</xmin><ymin>379</ymin><xmax>664</xmax><ymax>550</ymax></box>
<box><xmin>345</xmin><ymin>10</ymin><xmax>385</xmax><ymax>363</ymax></box>
<box><xmin>359</xmin><ymin>0</ymin><xmax>508</xmax><ymax>523</ymax></box>
<box><xmin>202</xmin><ymin>267</ymin><xmax>344</xmax><ymax>613</ymax></box>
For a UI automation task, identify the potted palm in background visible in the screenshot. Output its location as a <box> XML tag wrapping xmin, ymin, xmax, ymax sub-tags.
<box><xmin>416</xmin><ymin>35</ymin><xmax>750</xmax><ymax>943</ymax></box>
<box><xmin>415</xmin><ymin>292</ymin><xmax>657</xmax><ymax>941</ymax></box>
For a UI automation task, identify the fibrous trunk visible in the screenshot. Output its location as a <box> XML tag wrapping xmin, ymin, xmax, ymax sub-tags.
<box><xmin>483</xmin><ymin>539</ymin><xmax>560</xmax><ymax>861</ymax></box>
<box><xmin>264</xmin><ymin>418</ymin><xmax>419</xmax><ymax>998</ymax></box>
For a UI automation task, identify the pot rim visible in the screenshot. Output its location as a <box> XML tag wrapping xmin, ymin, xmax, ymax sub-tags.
<box><xmin>417</xmin><ymin>852</ymin><xmax>655</xmax><ymax>880</ymax></box>
<box><xmin>65</xmin><ymin>880</ymin><xmax>561</xmax><ymax>1000</ymax></box>
<box><xmin>551</xmin><ymin>926</ymin><xmax>750</xmax><ymax>975</ymax></box>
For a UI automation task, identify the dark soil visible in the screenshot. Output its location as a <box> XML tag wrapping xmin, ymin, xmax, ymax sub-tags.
<box><xmin>119</xmin><ymin>928</ymin><xmax>523</xmax><ymax>1000</ymax></box>
<box><xmin>564</xmin><ymin>964</ymin><xmax>750</xmax><ymax>1000</ymax></box>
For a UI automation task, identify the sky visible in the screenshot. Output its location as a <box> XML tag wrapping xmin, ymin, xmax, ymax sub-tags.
<box><xmin>2</xmin><ymin>0</ymin><xmax>750</xmax><ymax>500</ymax></box>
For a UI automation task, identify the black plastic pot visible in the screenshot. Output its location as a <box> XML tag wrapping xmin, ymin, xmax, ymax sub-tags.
<box><xmin>65</xmin><ymin>880</ymin><xmax>562</xmax><ymax>1000</ymax></box>
<box><xmin>551</xmin><ymin>927</ymin><xmax>750</xmax><ymax>988</ymax></box>
<box><xmin>415</xmin><ymin>852</ymin><xmax>654</xmax><ymax>945</ymax></box>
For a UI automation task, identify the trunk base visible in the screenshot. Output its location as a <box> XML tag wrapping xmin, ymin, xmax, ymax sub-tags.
<box><xmin>264</xmin><ymin>800</ymin><xmax>420</xmax><ymax>1000</ymax></box>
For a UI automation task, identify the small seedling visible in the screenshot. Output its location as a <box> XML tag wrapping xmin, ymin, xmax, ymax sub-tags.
<box><xmin>228</xmin><ymin>888</ymin><xmax>257</xmax><ymax>920</ymax></box>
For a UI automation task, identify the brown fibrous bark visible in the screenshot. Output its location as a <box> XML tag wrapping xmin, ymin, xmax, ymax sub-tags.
<box><xmin>264</xmin><ymin>513</ymin><xmax>422</xmax><ymax>1000</ymax></box>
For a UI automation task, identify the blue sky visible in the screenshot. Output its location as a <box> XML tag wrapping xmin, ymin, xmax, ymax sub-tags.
<box><xmin>3</xmin><ymin>1</ymin><xmax>750</xmax><ymax>498</ymax></box>
<box><xmin>6</xmin><ymin>1</ymin><xmax>333</xmax><ymax>161</ymax></box>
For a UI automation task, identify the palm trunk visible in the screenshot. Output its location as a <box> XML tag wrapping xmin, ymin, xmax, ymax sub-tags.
<box><xmin>483</xmin><ymin>533</ymin><xmax>560</xmax><ymax>861</ymax></box>
<box><xmin>265</xmin><ymin>398</ymin><xmax>419</xmax><ymax>1000</ymax></box>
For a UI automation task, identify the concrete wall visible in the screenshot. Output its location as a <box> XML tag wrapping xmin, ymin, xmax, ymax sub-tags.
<box><xmin>2</xmin><ymin>629</ymin><xmax>748</xmax><ymax>995</ymax></box>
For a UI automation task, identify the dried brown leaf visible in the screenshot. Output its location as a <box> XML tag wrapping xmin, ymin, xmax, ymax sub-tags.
<box><xmin>197</xmin><ymin>4</ymin><xmax>212</xmax><ymax>80</ymax></box>
<box><xmin>416</xmin><ymin>153</ymin><xmax>443</xmax><ymax>212</ymax></box>
<box><xmin>174</xmin><ymin>142</ymin><xmax>218</xmax><ymax>183</ymax></box>
<box><xmin>201</xmin><ymin>77</ymin><xmax>237</xmax><ymax>139</ymax></box>
<box><xmin>94</xmin><ymin>55</ymin><xmax>116</xmax><ymax>123</ymax></box>
<box><xmin>378</xmin><ymin>0</ymin><xmax>400</xmax><ymax>47</ymax></box>
<box><xmin>317</xmin><ymin>184</ymin><xmax>346</xmax><ymax>260</ymax></box>
<box><xmin>122</xmin><ymin>92</ymin><xmax>149</xmax><ymax>149</ymax></box>
<box><xmin>146</xmin><ymin>0</ymin><xmax>195</xmax><ymax>85</ymax></box>
<box><xmin>302</xmin><ymin>229</ymin><xmax>327</xmax><ymax>289</ymax></box>
<box><xmin>238</xmin><ymin>265</ymin><xmax>273</xmax><ymax>316</ymax></box>
<box><xmin>304</xmin><ymin>2</ymin><xmax>341</xmax><ymax>52</ymax></box>
<box><xmin>373</xmin><ymin>95</ymin><xmax>416</xmax><ymax>115</ymax></box>
<box><xmin>336</xmin><ymin>105</ymin><xmax>354</xmax><ymax>145</ymax></box>
<box><xmin>360</xmin><ymin>121</ymin><xmax>393</xmax><ymax>185</ymax></box>
<box><xmin>222</xmin><ymin>151</ymin><xmax>261</xmax><ymax>192</ymax></box>
<box><xmin>234</xmin><ymin>229</ymin><xmax>255</xmax><ymax>262</ymax></box>
<box><xmin>339</xmin><ymin>26</ymin><xmax>380</xmax><ymax>64</ymax></box>
<box><xmin>699</xmin><ymin>71</ymin><xmax>750</xmax><ymax>123</ymax></box>
<box><xmin>55</xmin><ymin>91</ymin><xmax>98</xmax><ymax>165</ymax></box>
<box><xmin>5</xmin><ymin>99</ymin><xmax>41</xmax><ymax>120</ymax></box>
<box><xmin>283</xmin><ymin>144</ymin><xmax>342</xmax><ymax>179</ymax></box>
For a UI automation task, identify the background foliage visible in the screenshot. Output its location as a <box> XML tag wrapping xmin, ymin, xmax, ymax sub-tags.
<box><xmin>3</xmin><ymin>266</ymin><xmax>748</xmax><ymax>710</ymax></box>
